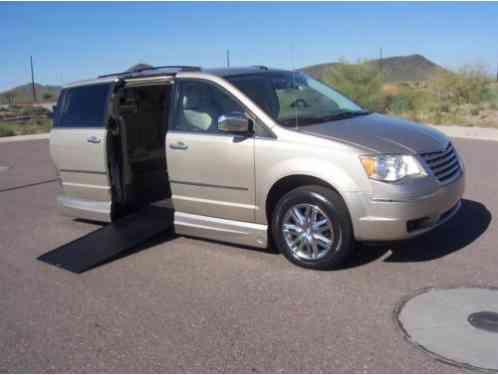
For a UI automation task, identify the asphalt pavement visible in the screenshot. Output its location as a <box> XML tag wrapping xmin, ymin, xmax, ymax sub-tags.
<box><xmin>0</xmin><ymin>138</ymin><xmax>496</xmax><ymax>372</ymax></box>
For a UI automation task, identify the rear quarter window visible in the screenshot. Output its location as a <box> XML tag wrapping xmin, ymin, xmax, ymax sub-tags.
<box><xmin>56</xmin><ymin>83</ymin><xmax>111</xmax><ymax>128</ymax></box>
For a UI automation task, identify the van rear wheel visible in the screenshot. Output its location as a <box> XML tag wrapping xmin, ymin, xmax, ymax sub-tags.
<box><xmin>271</xmin><ymin>185</ymin><xmax>354</xmax><ymax>270</ymax></box>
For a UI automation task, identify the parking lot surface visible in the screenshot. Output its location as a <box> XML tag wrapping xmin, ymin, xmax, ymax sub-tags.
<box><xmin>0</xmin><ymin>138</ymin><xmax>496</xmax><ymax>372</ymax></box>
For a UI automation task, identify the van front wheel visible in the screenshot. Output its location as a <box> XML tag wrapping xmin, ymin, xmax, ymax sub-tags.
<box><xmin>271</xmin><ymin>185</ymin><xmax>354</xmax><ymax>270</ymax></box>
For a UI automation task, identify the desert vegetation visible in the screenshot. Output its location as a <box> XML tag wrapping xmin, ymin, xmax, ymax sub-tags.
<box><xmin>0</xmin><ymin>106</ymin><xmax>52</xmax><ymax>137</ymax></box>
<box><xmin>315</xmin><ymin>60</ymin><xmax>498</xmax><ymax>128</ymax></box>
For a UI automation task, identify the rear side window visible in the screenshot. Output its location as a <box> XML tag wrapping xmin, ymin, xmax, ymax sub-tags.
<box><xmin>56</xmin><ymin>83</ymin><xmax>111</xmax><ymax>127</ymax></box>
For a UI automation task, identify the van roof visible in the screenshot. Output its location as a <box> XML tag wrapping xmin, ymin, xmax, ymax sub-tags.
<box><xmin>63</xmin><ymin>66</ymin><xmax>289</xmax><ymax>89</ymax></box>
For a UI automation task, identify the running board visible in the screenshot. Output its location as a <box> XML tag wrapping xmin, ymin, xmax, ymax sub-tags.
<box><xmin>38</xmin><ymin>205</ymin><xmax>173</xmax><ymax>273</ymax></box>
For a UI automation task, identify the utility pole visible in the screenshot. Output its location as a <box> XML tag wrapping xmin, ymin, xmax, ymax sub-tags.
<box><xmin>379</xmin><ymin>47</ymin><xmax>384</xmax><ymax>82</ymax></box>
<box><xmin>226</xmin><ymin>49</ymin><xmax>230</xmax><ymax>68</ymax></box>
<box><xmin>30</xmin><ymin>56</ymin><xmax>37</xmax><ymax>103</ymax></box>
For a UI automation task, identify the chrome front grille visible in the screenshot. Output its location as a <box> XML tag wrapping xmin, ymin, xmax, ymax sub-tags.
<box><xmin>420</xmin><ymin>142</ymin><xmax>461</xmax><ymax>183</ymax></box>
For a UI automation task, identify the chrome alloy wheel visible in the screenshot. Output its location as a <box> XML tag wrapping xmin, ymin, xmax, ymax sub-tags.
<box><xmin>281</xmin><ymin>203</ymin><xmax>334</xmax><ymax>261</ymax></box>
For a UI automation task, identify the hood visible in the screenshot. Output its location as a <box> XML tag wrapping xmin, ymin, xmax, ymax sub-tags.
<box><xmin>300</xmin><ymin>113</ymin><xmax>449</xmax><ymax>154</ymax></box>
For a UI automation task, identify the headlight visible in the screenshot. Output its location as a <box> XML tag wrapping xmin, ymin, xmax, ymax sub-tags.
<box><xmin>360</xmin><ymin>154</ymin><xmax>427</xmax><ymax>182</ymax></box>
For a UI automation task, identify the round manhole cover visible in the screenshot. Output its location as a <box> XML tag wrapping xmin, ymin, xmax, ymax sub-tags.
<box><xmin>396</xmin><ymin>287</ymin><xmax>498</xmax><ymax>371</ymax></box>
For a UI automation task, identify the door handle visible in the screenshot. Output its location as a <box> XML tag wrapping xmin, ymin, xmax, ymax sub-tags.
<box><xmin>169</xmin><ymin>141</ymin><xmax>188</xmax><ymax>150</ymax></box>
<box><xmin>87</xmin><ymin>136</ymin><xmax>101</xmax><ymax>144</ymax></box>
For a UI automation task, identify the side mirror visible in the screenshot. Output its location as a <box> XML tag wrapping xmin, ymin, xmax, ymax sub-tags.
<box><xmin>217</xmin><ymin>112</ymin><xmax>252</xmax><ymax>134</ymax></box>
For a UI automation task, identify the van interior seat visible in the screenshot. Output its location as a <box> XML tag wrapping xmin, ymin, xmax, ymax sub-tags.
<box><xmin>180</xmin><ymin>85</ymin><xmax>221</xmax><ymax>132</ymax></box>
<box><xmin>113</xmin><ymin>84</ymin><xmax>171</xmax><ymax>210</ymax></box>
<box><xmin>124</xmin><ymin>87</ymin><xmax>167</xmax><ymax>164</ymax></box>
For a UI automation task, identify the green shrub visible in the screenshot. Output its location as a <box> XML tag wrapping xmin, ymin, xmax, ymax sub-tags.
<box><xmin>0</xmin><ymin>119</ymin><xmax>52</xmax><ymax>137</ymax></box>
<box><xmin>322</xmin><ymin>60</ymin><xmax>385</xmax><ymax>112</ymax></box>
<box><xmin>482</xmin><ymin>84</ymin><xmax>498</xmax><ymax>108</ymax></box>
<box><xmin>432</xmin><ymin>109</ymin><xmax>445</xmax><ymax>125</ymax></box>
<box><xmin>440</xmin><ymin>103</ymin><xmax>450</xmax><ymax>113</ymax></box>
<box><xmin>388</xmin><ymin>94</ymin><xmax>411</xmax><ymax>114</ymax></box>
<box><xmin>0</xmin><ymin>123</ymin><xmax>17</xmax><ymax>137</ymax></box>
<box><xmin>432</xmin><ymin>66</ymin><xmax>492</xmax><ymax>106</ymax></box>
<box><xmin>16</xmin><ymin>119</ymin><xmax>52</xmax><ymax>135</ymax></box>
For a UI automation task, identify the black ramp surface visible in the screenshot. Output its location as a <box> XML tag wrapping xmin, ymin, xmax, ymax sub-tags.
<box><xmin>38</xmin><ymin>205</ymin><xmax>173</xmax><ymax>273</ymax></box>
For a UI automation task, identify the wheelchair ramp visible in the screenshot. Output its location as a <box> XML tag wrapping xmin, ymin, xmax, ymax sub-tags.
<box><xmin>38</xmin><ymin>205</ymin><xmax>173</xmax><ymax>273</ymax></box>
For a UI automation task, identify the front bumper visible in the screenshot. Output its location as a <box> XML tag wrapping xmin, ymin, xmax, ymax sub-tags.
<box><xmin>345</xmin><ymin>172</ymin><xmax>465</xmax><ymax>241</ymax></box>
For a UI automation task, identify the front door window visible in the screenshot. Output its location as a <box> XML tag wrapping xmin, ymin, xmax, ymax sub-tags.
<box><xmin>172</xmin><ymin>80</ymin><xmax>244</xmax><ymax>134</ymax></box>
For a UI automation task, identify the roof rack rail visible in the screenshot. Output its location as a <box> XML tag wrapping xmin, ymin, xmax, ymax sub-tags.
<box><xmin>98</xmin><ymin>65</ymin><xmax>202</xmax><ymax>79</ymax></box>
<box><xmin>252</xmin><ymin>65</ymin><xmax>269</xmax><ymax>70</ymax></box>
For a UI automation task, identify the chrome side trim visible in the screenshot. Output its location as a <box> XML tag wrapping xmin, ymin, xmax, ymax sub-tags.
<box><xmin>60</xmin><ymin>169</ymin><xmax>107</xmax><ymax>175</ymax></box>
<box><xmin>170</xmin><ymin>180</ymin><xmax>249</xmax><ymax>191</ymax></box>
<box><xmin>173</xmin><ymin>211</ymin><xmax>268</xmax><ymax>248</ymax></box>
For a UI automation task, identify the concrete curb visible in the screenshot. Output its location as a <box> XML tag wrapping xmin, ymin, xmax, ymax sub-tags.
<box><xmin>0</xmin><ymin>133</ymin><xmax>50</xmax><ymax>143</ymax></box>
<box><xmin>428</xmin><ymin>125</ymin><xmax>498</xmax><ymax>142</ymax></box>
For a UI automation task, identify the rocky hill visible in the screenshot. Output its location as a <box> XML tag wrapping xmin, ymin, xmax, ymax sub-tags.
<box><xmin>0</xmin><ymin>83</ymin><xmax>61</xmax><ymax>105</ymax></box>
<box><xmin>302</xmin><ymin>54</ymin><xmax>449</xmax><ymax>83</ymax></box>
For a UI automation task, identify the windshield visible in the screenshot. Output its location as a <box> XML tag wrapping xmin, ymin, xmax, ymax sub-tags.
<box><xmin>227</xmin><ymin>72</ymin><xmax>367</xmax><ymax>127</ymax></box>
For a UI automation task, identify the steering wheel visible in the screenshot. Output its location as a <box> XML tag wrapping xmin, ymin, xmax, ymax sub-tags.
<box><xmin>290</xmin><ymin>98</ymin><xmax>311</xmax><ymax>109</ymax></box>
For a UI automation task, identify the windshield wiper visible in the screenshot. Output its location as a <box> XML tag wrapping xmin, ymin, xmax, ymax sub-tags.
<box><xmin>280</xmin><ymin>117</ymin><xmax>323</xmax><ymax>127</ymax></box>
<box><xmin>316</xmin><ymin>110</ymin><xmax>370</xmax><ymax>122</ymax></box>
<box><xmin>279</xmin><ymin>110</ymin><xmax>370</xmax><ymax>127</ymax></box>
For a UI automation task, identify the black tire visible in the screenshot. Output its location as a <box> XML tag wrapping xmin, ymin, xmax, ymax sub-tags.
<box><xmin>271</xmin><ymin>185</ymin><xmax>354</xmax><ymax>270</ymax></box>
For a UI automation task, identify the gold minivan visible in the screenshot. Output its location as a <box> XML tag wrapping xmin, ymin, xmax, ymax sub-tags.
<box><xmin>50</xmin><ymin>66</ymin><xmax>465</xmax><ymax>269</ymax></box>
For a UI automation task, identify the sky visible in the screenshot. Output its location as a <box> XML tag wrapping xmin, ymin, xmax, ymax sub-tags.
<box><xmin>1</xmin><ymin>1</ymin><xmax>498</xmax><ymax>91</ymax></box>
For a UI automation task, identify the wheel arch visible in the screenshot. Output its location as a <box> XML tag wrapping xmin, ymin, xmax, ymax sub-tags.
<box><xmin>265</xmin><ymin>174</ymin><xmax>342</xmax><ymax>224</ymax></box>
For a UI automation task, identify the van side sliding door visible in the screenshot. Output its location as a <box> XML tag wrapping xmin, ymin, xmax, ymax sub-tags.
<box><xmin>49</xmin><ymin>82</ymin><xmax>114</xmax><ymax>222</ymax></box>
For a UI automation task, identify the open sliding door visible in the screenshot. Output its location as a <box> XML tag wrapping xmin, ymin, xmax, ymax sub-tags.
<box><xmin>50</xmin><ymin>82</ymin><xmax>115</xmax><ymax>222</ymax></box>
